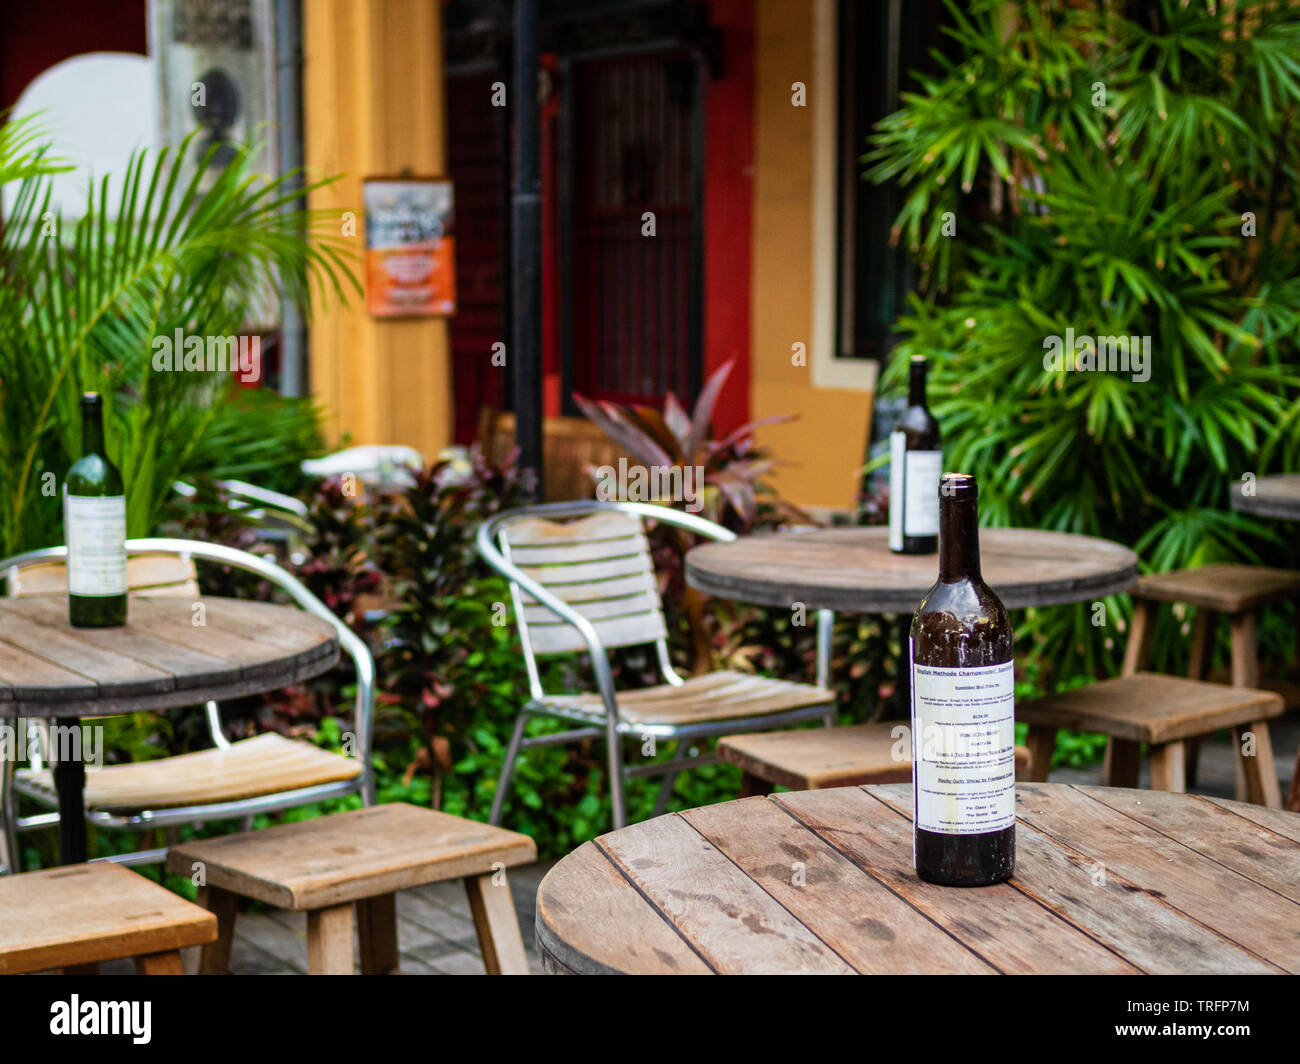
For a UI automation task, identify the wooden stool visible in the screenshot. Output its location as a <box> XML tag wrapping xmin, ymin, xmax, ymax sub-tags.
<box><xmin>0</xmin><ymin>862</ymin><xmax>216</xmax><ymax>974</ymax></box>
<box><xmin>167</xmin><ymin>803</ymin><xmax>536</xmax><ymax>975</ymax></box>
<box><xmin>1018</xmin><ymin>673</ymin><xmax>1285</xmax><ymax>806</ymax></box>
<box><xmin>717</xmin><ymin>722</ymin><xmax>1032</xmax><ymax>795</ymax></box>
<box><xmin>1123</xmin><ymin>563</ymin><xmax>1300</xmax><ymax>804</ymax></box>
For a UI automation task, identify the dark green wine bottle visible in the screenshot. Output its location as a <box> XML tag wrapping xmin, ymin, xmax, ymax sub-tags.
<box><xmin>889</xmin><ymin>356</ymin><xmax>942</xmax><ymax>554</ymax></box>
<box><xmin>65</xmin><ymin>393</ymin><xmax>127</xmax><ymax>627</ymax></box>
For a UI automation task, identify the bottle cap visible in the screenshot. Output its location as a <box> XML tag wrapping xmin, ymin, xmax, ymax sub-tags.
<box><xmin>81</xmin><ymin>392</ymin><xmax>101</xmax><ymax>407</ymax></box>
<box><xmin>940</xmin><ymin>472</ymin><xmax>977</xmax><ymax>500</ymax></box>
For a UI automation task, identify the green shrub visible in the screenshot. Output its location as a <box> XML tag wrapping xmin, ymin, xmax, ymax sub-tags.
<box><xmin>866</xmin><ymin>0</ymin><xmax>1300</xmax><ymax>682</ymax></box>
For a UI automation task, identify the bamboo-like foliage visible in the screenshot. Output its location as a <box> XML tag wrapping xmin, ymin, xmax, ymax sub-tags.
<box><xmin>0</xmin><ymin>128</ymin><xmax>358</xmax><ymax>555</ymax></box>
<box><xmin>866</xmin><ymin>0</ymin><xmax>1300</xmax><ymax>678</ymax></box>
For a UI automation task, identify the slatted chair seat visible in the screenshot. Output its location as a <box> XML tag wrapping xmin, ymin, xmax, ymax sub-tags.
<box><xmin>716</xmin><ymin>721</ymin><xmax>1032</xmax><ymax>793</ymax></box>
<box><xmin>1134</xmin><ymin>563</ymin><xmax>1300</xmax><ymax>613</ymax></box>
<box><xmin>0</xmin><ymin>862</ymin><xmax>216</xmax><ymax>975</ymax></box>
<box><xmin>16</xmin><ymin>733</ymin><xmax>362</xmax><ymax>813</ymax></box>
<box><xmin>539</xmin><ymin>671</ymin><xmax>835</xmax><ymax>729</ymax></box>
<box><xmin>1019</xmin><ymin>673</ymin><xmax>1285</xmax><ymax>806</ymax></box>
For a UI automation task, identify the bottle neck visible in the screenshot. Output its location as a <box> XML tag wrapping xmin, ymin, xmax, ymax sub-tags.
<box><xmin>908</xmin><ymin>362</ymin><xmax>928</xmax><ymax>408</ymax></box>
<box><xmin>82</xmin><ymin>404</ymin><xmax>105</xmax><ymax>457</ymax></box>
<box><xmin>939</xmin><ymin>496</ymin><xmax>981</xmax><ymax>582</ymax></box>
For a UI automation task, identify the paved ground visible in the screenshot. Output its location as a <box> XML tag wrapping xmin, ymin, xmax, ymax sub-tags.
<box><xmin>110</xmin><ymin>710</ymin><xmax>1296</xmax><ymax>975</ymax></box>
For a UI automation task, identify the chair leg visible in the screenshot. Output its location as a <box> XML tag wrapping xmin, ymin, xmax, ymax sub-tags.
<box><xmin>739</xmin><ymin>771</ymin><xmax>775</xmax><ymax>798</ymax></box>
<box><xmin>650</xmin><ymin>757</ymin><xmax>680</xmax><ymax>820</ymax></box>
<box><xmin>464</xmin><ymin>871</ymin><xmax>529</xmax><ymax>975</ymax></box>
<box><xmin>1229</xmin><ymin>612</ymin><xmax>1260</xmax><ymax>688</ymax></box>
<box><xmin>135</xmin><ymin>950</ymin><xmax>184</xmax><ymax>975</ymax></box>
<box><xmin>1025</xmin><ymin>725</ymin><xmax>1057</xmax><ymax>783</ymax></box>
<box><xmin>1234</xmin><ymin>722</ymin><xmax>1282</xmax><ymax>808</ymax></box>
<box><xmin>606</xmin><ymin>724</ymin><xmax>628</xmax><ymax>831</ymax></box>
<box><xmin>1184</xmin><ymin>610</ymin><xmax>1214</xmax><ymax>788</ymax></box>
<box><xmin>1148</xmin><ymin>742</ymin><xmax>1187</xmax><ymax>793</ymax></box>
<box><xmin>0</xmin><ymin>746</ymin><xmax>19</xmax><ymax>876</ymax></box>
<box><xmin>196</xmin><ymin>885</ymin><xmax>238</xmax><ymax>974</ymax></box>
<box><xmin>357</xmin><ymin>893</ymin><xmax>399</xmax><ymax>975</ymax></box>
<box><xmin>489</xmin><ymin>712</ymin><xmax>529</xmax><ymax>827</ymax></box>
<box><xmin>1101</xmin><ymin>739</ymin><xmax>1141</xmax><ymax>788</ymax></box>
<box><xmin>1121</xmin><ymin>599</ymin><xmax>1157</xmax><ymax>676</ymax></box>
<box><xmin>307</xmin><ymin>903</ymin><xmax>356</xmax><ymax>975</ymax></box>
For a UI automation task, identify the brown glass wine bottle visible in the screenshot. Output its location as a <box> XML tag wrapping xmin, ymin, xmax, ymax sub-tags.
<box><xmin>889</xmin><ymin>355</ymin><xmax>941</xmax><ymax>554</ymax></box>
<box><xmin>65</xmin><ymin>393</ymin><xmax>128</xmax><ymax>628</ymax></box>
<box><xmin>909</xmin><ymin>473</ymin><xmax>1015</xmax><ymax>886</ymax></box>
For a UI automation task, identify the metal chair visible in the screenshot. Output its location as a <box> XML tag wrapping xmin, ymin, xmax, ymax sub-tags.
<box><xmin>0</xmin><ymin>538</ymin><xmax>375</xmax><ymax>874</ymax></box>
<box><xmin>476</xmin><ymin>501</ymin><xmax>836</xmax><ymax>830</ymax></box>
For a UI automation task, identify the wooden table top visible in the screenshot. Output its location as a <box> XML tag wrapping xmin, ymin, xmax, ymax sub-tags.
<box><xmin>685</xmin><ymin>526</ymin><xmax>1137</xmax><ymax>613</ymax></box>
<box><xmin>0</xmin><ymin>596</ymin><xmax>339</xmax><ymax>718</ymax></box>
<box><xmin>1231</xmin><ymin>473</ymin><xmax>1300</xmax><ymax>521</ymax></box>
<box><xmin>536</xmin><ymin>783</ymin><xmax>1300</xmax><ymax>974</ymax></box>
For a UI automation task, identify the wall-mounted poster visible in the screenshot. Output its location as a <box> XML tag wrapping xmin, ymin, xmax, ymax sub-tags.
<box><xmin>363</xmin><ymin>178</ymin><xmax>456</xmax><ymax>318</ymax></box>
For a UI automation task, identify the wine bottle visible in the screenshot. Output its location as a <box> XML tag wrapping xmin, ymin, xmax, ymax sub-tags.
<box><xmin>889</xmin><ymin>355</ymin><xmax>942</xmax><ymax>554</ymax></box>
<box><xmin>65</xmin><ymin>393</ymin><xmax>127</xmax><ymax>628</ymax></box>
<box><xmin>909</xmin><ymin>473</ymin><xmax>1014</xmax><ymax>886</ymax></box>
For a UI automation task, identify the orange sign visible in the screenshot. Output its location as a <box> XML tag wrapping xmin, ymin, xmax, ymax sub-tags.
<box><xmin>363</xmin><ymin>177</ymin><xmax>456</xmax><ymax>317</ymax></box>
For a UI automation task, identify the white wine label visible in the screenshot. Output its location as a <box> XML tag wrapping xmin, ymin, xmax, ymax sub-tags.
<box><xmin>902</xmin><ymin>450</ymin><xmax>942</xmax><ymax>536</ymax></box>
<box><xmin>910</xmin><ymin>651</ymin><xmax>1015</xmax><ymax>835</ymax></box>
<box><xmin>888</xmin><ymin>432</ymin><xmax>905</xmax><ymax>550</ymax></box>
<box><xmin>65</xmin><ymin>495</ymin><xmax>127</xmax><ymax>597</ymax></box>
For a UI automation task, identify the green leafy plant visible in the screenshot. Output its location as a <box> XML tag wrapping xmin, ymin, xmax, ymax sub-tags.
<box><xmin>574</xmin><ymin>360</ymin><xmax>808</xmax><ymax>530</ymax></box>
<box><xmin>0</xmin><ymin>128</ymin><xmax>357</xmax><ymax>555</ymax></box>
<box><xmin>866</xmin><ymin>0</ymin><xmax>1300</xmax><ymax>682</ymax></box>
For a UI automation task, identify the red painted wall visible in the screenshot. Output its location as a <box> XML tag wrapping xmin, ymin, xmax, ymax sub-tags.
<box><xmin>0</xmin><ymin>1</ymin><xmax>147</xmax><ymax>111</ymax></box>
<box><xmin>702</xmin><ymin>0</ymin><xmax>754</xmax><ymax>436</ymax></box>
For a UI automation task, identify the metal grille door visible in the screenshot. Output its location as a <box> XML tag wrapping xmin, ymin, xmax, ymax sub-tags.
<box><xmin>565</xmin><ymin>50</ymin><xmax>703</xmax><ymax>407</ymax></box>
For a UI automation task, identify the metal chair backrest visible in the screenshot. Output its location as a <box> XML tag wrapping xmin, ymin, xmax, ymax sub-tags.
<box><xmin>478</xmin><ymin>500</ymin><xmax>736</xmax><ymax>706</ymax></box>
<box><xmin>503</xmin><ymin>511</ymin><xmax>667</xmax><ymax>657</ymax></box>
<box><xmin>6</xmin><ymin>553</ymin><xmax>200</xmax><ymax>598</ymax></box>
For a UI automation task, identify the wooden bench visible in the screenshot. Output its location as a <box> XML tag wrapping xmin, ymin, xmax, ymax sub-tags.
<box><xmin>1018</xmin><ymin>672</ymin><xmax>1285</xmax><ymax>806</ymax></box>
<box><xmin>167</xmin><ymin>803</ymin><xmax>537</xmax><ymax>975</ymax></box>
<box><xmin>717</xmin><ymin>722</ymin><xmax>1032</xmax><ymax>795</ymax></box>
<box><xmin>0</xmin><ymin>862</ymin><xmax>216</xmax><ymax>974</ymax></box>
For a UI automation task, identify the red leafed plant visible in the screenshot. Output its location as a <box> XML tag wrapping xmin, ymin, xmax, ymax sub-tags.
<box><xmin>573</xmin><ymin>360</ymin><xmax>809</xmax><ymax>532</ymax></box>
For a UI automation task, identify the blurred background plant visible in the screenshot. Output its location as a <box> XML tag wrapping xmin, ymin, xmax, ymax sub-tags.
<box><xmin>0</xmin><ymin>122</ymin><xmax>356</xmax><ymax>557</ymax></box>
<box><xmin>865</xmin><ymin>0</ymin><xmax>1300</xmax><ymax>694</ymax></box>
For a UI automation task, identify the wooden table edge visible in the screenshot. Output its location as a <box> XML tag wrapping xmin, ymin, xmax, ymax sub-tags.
<box><xmin>685</xmin><ymin>556</ymin><xmax>1138</xmax><ymax>612</ymax></box>
<box><xmin>0</xmin><ymin>641</ymin><xmax>340</xmax><ymax>719</ymax></box>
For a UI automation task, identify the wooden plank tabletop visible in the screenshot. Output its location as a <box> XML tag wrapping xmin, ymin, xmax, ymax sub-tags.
<box><xmin>0</xmin><ymin>596</ymin><xmax>339</xmax><ymax>718</ymax></box>
<box><xmin>536</xmin><ymin>783</ymin><xmax>1300</xmax><ymax>974</ymax></box>
<box><xmin>685</xmin><ymin>527</ymin><xmax>1137</xmax><ymax>613</ymax></box>
<box><xmin>1231</xmin><ymin>473</ymin><xmax>1300</xmax><ymax>521</ymax></box>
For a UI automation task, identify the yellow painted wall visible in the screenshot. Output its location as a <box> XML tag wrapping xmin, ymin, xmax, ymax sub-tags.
<box><xmin>751</xmin><ymin>0</ymin><xmax>872</xmax><ymax>510</ymax></box>
<box><xmin>303</xmin><ymin>0</ymin><xmax>451</xmax><ymax>459</ymax></box>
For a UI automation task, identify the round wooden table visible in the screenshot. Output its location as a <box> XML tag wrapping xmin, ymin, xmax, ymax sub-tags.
<box><xmin>0</xmin><ymin>596</ymin><xmax>339</xmax><ymax>864</ymax></box>
<box><xmin>685</xmin><ymin>526</ymin><xmax>1137</xmax><ymax>613</ymax></box>
<box><xmin>536</xmin><ymin>783</ymin><xmax>1300</xmax><ymax>974</ymax></box>
<box><xmin>1231</xmin><ymin>474</ymin><xmax>1300</xmax><ymax>521</ymax></box>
